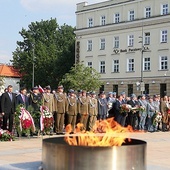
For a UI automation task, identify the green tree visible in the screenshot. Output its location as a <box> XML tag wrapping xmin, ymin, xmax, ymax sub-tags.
<box><xmin>11</xmin><ymin>18</ymin><xmax>75</xmax><ymax>89</ymax></box>
<box><xmin>60</xmin><ymin>62</ymin><xmax>103</xmax><ymax>92</ymax></box>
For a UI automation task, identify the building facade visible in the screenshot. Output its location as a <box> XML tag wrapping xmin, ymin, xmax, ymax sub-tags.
<box><xmin>75</xmin><ymin>0</ymin><xmax>170</xmax><ymax>97</ymax></box>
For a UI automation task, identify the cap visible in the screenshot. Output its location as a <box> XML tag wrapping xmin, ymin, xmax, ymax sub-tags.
<box><xmin>108</xmin><ymin>92</ymin><xmax>113</xmax><ymax>95</ymax></box>
<box><xmin>77</xmin><ymin>90</ymin><xmax>82</xmax><ymax>93</ymax></box>
<box><xmin>131</xmin><ymin>94</ymin><xmax>136</xmax><ymax>98</ymax></box>
<box><xmin>46</xmin><ymin>85</ymin><xmax>51</xmax><ymax>90</ymax></box>
<box><xmin>100</xmin><ymin>91</ymin><xmax>105</xmax><ymax>95</ymax></box>
<box><xmin>121</xmin><ymin>91</ymin><xmax>126</xmax><ymax>95</ymax></box>
<box><xmin>90</xmin><ymin>91</ymin><xmax>96</xmax><ymax>95</ymax></box>
<box><xmin>33</xmin><ymin>86</ymin><xmax>38</xmax><ymax>90</ymax></box>
<box><xmin>82</xmin><ymin>90</ymin><xmax>87</xmax><ymax>93</ymax></box>
<box><xmin>69</xmin><ymin>89</ymin><xmax>74</xmax><ymax>93</ymax></box>
<box><xmin>112</xmin><ymin>92</ymin><xmax>116</xmax><ymax>96</ymax></box>
<box><xmin>58</xmin><ymin>85</ymin><xmax>63</xmax><ymax>89</ymax></box>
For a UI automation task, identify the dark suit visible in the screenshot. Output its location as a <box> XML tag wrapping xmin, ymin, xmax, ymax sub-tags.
<box><xmin>16</xmin><ymin>94</ymin><xmax>29</xmax><ymax>109</ymax></box>
<box><xmin>1</xmin><ymin>92</ymin><xmax>16</xmax><ymax>132</ymax></box>
<box><xmin>127</xmin><ymin>100</ymin><xmax>139</xmax><ymax>129</ymax></box>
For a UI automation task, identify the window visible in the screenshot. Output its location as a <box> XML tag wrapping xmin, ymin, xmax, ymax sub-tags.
<box><xmin>160</xmin><ymin>56</ymin><xmax>168</xmax><ymax>70</ymax></box>
<box><xmin>128</xmin><ymin>35</ymin><xmax>134</xmax><ymax>46</ymax></box>
<box><xmin>113</xmin><ymin>59</ymin><xmax>119</xmax><ymax>72</ymax></box>
<box><xmin>113</xmin><ymin>85</ymin><xmax>118</xmax><ymax>96</ymax></box>
<box><xmin>114</xmin><ymin>13</ymin><xmax>120</xmax><ymax>23</ymax></box>
<box><xmin>161</xmin><ymin>30</ymin><xmax>167</xmax><ymax>43</ymax></box>
<box><xmin>145</xmin><ymin>7</ymin><xmax>151</xmax><ymax>18</ymax></box>
<box><xmin>114</xmin><ymin>36</ymin><xmax>119</xmax><ymax>48</ymax></box>
<box><xmin>144</xmin><ymin>57</ymin><xmax>150</xmax><ymax>71</ymax></box>
<box><xmin>161</xmin><ymin>4</ymin><xmax>168</xmax><ymax>15</ymax></box>
<box><xmin>127</xmin><ymin>58</ymin><xmax>134</xmax><ymax>72</ymax></box>
<box><xmin>160</xmin><ymin>83</ymin><xmax>167</xmax><ymax>97</ymax></box>
<box><xmin>129</xmin><ymin>10</ymin><xmax>135</xmax><ymax>21</ymax></box>
<box><xmin>100</xmin><ymin>61</ymin><xmax>105</xmax><ymax>73</ymax></box>
<box><xmin>88</xmin><ymin>18</ymin><xmax>93</xmax><ymax>27</ymax></box>
<box><xmin>144</xmin><ymin>32</ymin><xmax>150</xmax><ymax>45</ymax></box>
<box><xmin>100</xmin><ymin>38</ymin><xmax>105</xmax><ymax>50</ymax></box>
<box><xmin>144</xmin><ymin>84</ymin><xmax>149</xmax><ymax>95</ymax></box>
<box><xmin>128</xmin><ymin>84</ymin><xmax>133</xmax><ymax>97</ymax></box>
<box><xmin>87</xmin><ymin>62</ymin><xmax>92</xmax><ymax>68</ymax></box>
<box><xmin>87</xmin><ymin>40</ymin><xmax>92</xmax><ymax>51</ymax></box>
<box><xmin>101</xmin><ymin>15</ymin><xmax>106</xmax><ymax>25</ymax></box>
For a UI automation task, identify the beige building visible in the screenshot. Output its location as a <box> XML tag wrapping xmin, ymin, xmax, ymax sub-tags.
<box><xmin>75</xmin><ymin>0</ymin><xmax>170</xmax><ymax>97</ymax></box>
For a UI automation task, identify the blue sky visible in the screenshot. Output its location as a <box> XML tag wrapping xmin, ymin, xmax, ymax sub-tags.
<box><xmin>0</xmin><ymin>0</ymin><xmax>105</xmax><ymax>64</ymax></box>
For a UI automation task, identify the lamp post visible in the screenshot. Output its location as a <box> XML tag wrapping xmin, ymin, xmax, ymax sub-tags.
<box><xmin>32</xmin><ymin>47</ymin><xmax>35</xmax><ymax>88</ymax></box>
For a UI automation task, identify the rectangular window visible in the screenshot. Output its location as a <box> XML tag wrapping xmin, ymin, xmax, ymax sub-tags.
<box><xmin>128</xmin><ymin>84</ymin><xmax>133</xmax><ymax>97</ymax></box>
<box><xmin>100</xmin><ymin>61</ymin><xmax>105</xmax><ymax>73</ymax></box>
<box><xmin>144</xmin><ymin>32</ymin><xmax>150</xmax><ymax>45</ymax></box>
<box><xmin>161</xmin><ymin>4</ymin><xmax>169</xmax><ymax>15</ymax></box>
<box><xmin>128</xmin><ymin>35</ymin><xmax>134</xmax><ymax>47</ymax></box>
<box><xmin>101</xmin><ymin>15</ymin><xmax>106</xmax><ymax>25</ymax></box>
<box><xmin>161</xmin><ymin>30</ymin><xmax>167</xmax><ymax>43</ymax></box>
<box><xmin>87</xmin><ymin>40</ymin><xmax>92</xmax><ymax>51</ymax></box>
<box><xmin>113</xmin><ymin>59</ymin><xmax>119</xmax><ymax>72</ymax></box>
<box><xmin>114</xmin><ymin>13</ymin><xmax>120</xmax><ymax>23</ymax></box>
<box><xmin>144</xmin><ymin>57</ymin><xmax>150</xmax><ymax>71</ymax></box>
<box><xmin>160</xmin><ymin>56</ymin><xmax>168</xmax><ymax>70</ymax></box>
<box><xmin>88</xmin><ymin>18</ymin><xmax>93</xmax><ymax>27</ymax></box>
<box><xmin>113</xmin><ymin>85</ymin><xmax>118</xmax><ymax>96</ymax></box>
<box><xmin>129</xmin><ymin>10</ymin><xmax>135</xmax><ymax>21</ymax></box>
<box><xmin>145</xmin><ymin>7</ymin><xmax>151</xmax><ymax>18</ymax></box>
<box><xmin>114</xmin><ymin>36</ymin><xmax>119</xmax><ymax>48</ymax></box>
<box><xmin>145</xmin><ymin>84</ymin><xmax>149</xmax><ymax>95</ymax></box>
<box><xmin>87</xmin><ymin>62</ymin><xmax>92</xmax><ymax>69</ymax></box>
<box><xmin>127</xmin><ymin>58</ymin><xmax>134</xmax><ymax>72</ymax></box>
<box><xmin>100</xmin><ymin>38</ymin><xmax>105</xmax><ymax>50</ymax></box>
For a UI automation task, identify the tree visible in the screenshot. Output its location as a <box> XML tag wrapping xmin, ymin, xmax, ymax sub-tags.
<box><xmin>11</xmin><ymin>18</ymin><xmax>75</xmax><ymax>89</ymax></box>
<box><xmin>60</xmin><ymin>62</ymin><xmax>103</xmax><ymax>92</ymax></box>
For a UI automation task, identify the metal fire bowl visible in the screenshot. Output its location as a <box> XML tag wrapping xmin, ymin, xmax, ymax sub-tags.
<box><xmin>42</xmin><ymin>136</ymin><xmax>146</xmax><ymax>170</ymax></box>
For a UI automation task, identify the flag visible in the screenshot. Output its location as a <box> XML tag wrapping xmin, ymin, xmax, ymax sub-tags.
<box><xmin>38</xmin><ymin>85</ymin><xmax>44</xmax><ymax>93</ymax></box>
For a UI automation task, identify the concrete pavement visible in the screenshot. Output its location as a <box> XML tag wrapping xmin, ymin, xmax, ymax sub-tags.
<box><xmin>0</xmin><ymin>132</ymin><xmax>169</xmax><ymax>170</ymax></box>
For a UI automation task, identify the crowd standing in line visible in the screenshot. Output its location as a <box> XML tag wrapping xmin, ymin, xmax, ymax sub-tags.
<box><xmin>0</xmin><ymin>84</ymin><xmax>170</xmax><ymax>136</ymax></box>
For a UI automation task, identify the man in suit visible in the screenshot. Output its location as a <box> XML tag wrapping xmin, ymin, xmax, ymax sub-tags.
<box><xmin>127</xmin><ymin>94</ymin><xmax>139</xmax><ymax>130</ymax></box>
<box><xmin>53</xmin><ymin>85</ymin><xmax>67</xmax><ymax>134</ymax></box>
<box><xmin>1</xmin><ymin>85</ymin><xmax>16</xmax><ymax>132</ymax></box>
<box><xmin>16</xmin><ymin>87</ymin><xmax>29</xmax><ymax>109</ymax></box>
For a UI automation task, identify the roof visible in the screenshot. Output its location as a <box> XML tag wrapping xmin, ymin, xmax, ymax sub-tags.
<box><xmin>0</xmin><ymin>65</ymin><xmax>21</xmax><ymax>78</ymax></box>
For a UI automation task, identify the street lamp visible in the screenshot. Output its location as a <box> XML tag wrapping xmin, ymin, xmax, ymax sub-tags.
<box><xmin>32</xmin><ymin>46</ymin><xmax>35</xmax><ymax>88</ymax></box>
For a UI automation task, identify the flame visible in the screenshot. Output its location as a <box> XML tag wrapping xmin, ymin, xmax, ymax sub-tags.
<box><xmin>64</xmin><ymin>118</ymin><xmax>133</xmax><ymax>147</ymax></box>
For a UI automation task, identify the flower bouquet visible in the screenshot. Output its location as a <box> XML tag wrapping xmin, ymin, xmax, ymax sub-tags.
<box><xmin>167</xmin><ymin>109</ymin><xmax>170</xmax><ymax>114</ymax></box>
<box><xmin>131</xmin><ymin>105</ymin><xmax>145</xmax><ymax>113</ymax></box>
<box><xmin>120</xmin><ymin>104</ymin><xmax>132</xmax><ymax>113</ymax></box>
<box><xmin>0</xmin><ymin>129</ymin><xmax>15</xmax><ymax>141</ymax></box>
<box><xmin>40</xmin><ymin>106</ymin><xmax>54</xmax><ymax>134</ymax></box>
<box><xmin>153</xmin><ymin>112</ymin><xmax>162</xmax><ymax>127</ymax></box>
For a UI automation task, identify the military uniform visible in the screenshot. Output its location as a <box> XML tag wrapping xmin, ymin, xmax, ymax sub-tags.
<box><xmin>53</xmin><ymin>90</ymin><xmax>67</xmax><ymax>134</ymax></box>
<box><xmin>42</xmin><ymin>92</ymin><xmax>54</xmax><ymax>113</ymax></box>
<box><xmin>88</xmin><ymin>94</ymin><xmax>98</xmax><ymax>131</ymax></box>
<box><xmin>77</xmin><ymin>91</ymin><xmax>89</xmax><ymax>130</ymax></box>
<box><xmin>66</xmin><ymin>90</ymin><xmax>77</xmax><ymax>132</ymax></box>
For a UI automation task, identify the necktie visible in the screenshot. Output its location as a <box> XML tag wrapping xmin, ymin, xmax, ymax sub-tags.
<box><xmin>9</xmin><ymin>93</ymin><xmax>12</xmax><ymax>101</ymax></box>
<box><xmin>22</xmin><ymin>95</ymin><xmax>25</xmax><ymax>103</ymax></box>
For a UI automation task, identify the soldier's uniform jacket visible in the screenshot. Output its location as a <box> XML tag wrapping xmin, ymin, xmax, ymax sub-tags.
<box><xmin>89</xmin><ymin>97</ymin><xmax>98</xmax><ymax>116</ymax></box>
<box><xmin>66</xmin><ymin>96</ymin><xmax>77</xmax><ymax>116</ymax></box>
<box><xmin>77</xmin><ymin>96</ymin><xmax>89</xmax><ymax>115</ymax></box>
<box><xmin>29</xmin><ymin>93</ymin><xmax>42</xmax><ymax>111</ymax></box>
<box><xmin>160</xmin><ymin>100</ymin><xmax>169</xmax><ymax>123</ymax></box>
<box><xmin>42</xmin><ymin>93</ymin><xmax>54</xmax><ymax>113</ymax></box>
<box><xmin>53</xmin><ymin>92</ymin><xmax>67</xmax><ymax>113</ymax></box>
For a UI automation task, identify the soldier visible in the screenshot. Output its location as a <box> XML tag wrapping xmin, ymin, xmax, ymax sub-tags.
<box><xmin>66</xmin><ymin>89</ymin><xmax>77</xmax><ymax>133</ymax></box>
<box><xmin>77</xmin><ymin>90</ymin><xmax>89</xmax><ymax>131</ymax></box>
<box><xmin>98</xmin><ymin>91</ymin><xmax>107</xmax><ymax>120</ymax></box>
<box><xmin>42</xmin><ymin>86</ymin><xmax>54</xmax><ymax>113</ymax></box>
<box><xmin>88</xmin><ymin>91</ymin><xmax>98</xmax><ymax>131</ymax></box>
<box><xmin>29</xmin><ymin>86</ymin><xmax>42</xmax><ymax>135</ymax></box>
<box><xmin>53</xmin><ymin>85</ymin><xmax>67</xmax><ymax>135</ymax></box>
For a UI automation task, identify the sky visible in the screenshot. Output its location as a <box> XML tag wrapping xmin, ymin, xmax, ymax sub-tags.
<box><xmin>0</xmin><ymin>0</ymin><xmax>106</xmax><ymax>64</ymax></box>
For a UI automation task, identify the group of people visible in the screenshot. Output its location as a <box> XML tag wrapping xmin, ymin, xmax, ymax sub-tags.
<box><xmin>0</xmin><ymin>84</ymin><xmax>170</xmax><ymax>136</ymax></box>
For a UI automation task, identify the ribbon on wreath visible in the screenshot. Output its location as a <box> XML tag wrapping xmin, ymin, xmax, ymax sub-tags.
<box><xmin>19</xmin><ymin>107</ymin><xmax>36</xmax><ymax>132</ymax></box>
